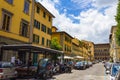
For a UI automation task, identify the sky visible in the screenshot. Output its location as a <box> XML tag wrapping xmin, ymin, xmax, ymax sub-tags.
<box><xmin>37</xmin><ymin>0</ymin><xmax>118</xmax><ymax>44</ymax></box>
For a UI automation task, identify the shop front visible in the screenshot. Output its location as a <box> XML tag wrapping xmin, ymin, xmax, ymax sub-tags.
<box><xmin>0</xmin><ymin>44</ymin><xmax>63</xmax><ymax>65</ymax></box>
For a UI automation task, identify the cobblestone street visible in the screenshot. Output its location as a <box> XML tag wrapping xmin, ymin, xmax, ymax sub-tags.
<box><xmin>52</xmin><ymin>63</ymin><xmax>110</xmax><ymax>80</ymax></box>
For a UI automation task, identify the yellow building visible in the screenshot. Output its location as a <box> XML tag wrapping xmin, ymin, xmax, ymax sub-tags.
<box><xmin>0</xmin><ymin>0</ymin><xmax>32</xmax><ymax>61</ymax></box>
<box><xmin>52</xmin><ymin>26</ymin><xmax>73</xmax><ymax>57</ymax></box>
<box><xmin>81</xmin><ymin>40</ymin><xmax>94</xmax><ymax>61</ymax></box>
<box><xmin>0</xmin><ymin>0</ymin><xmax>60</xmax><ymax>63</ymax></box>
<box><xmin>109</xmin><ymin>26</ymin><xmax>120</xmax><ymax>62</ymax></box>
<box><xmin>32</xmin><ymin>2</ymin><xmax>55</xmax><ymax>62</ymax></box>
<box><xmin>72</xmin><ymin>38</ymin><xmax>81</xmax><ymax>56</ymax></box>
<box><xmin>87</xmin><ymin>41</ymin><xmax>94</xmax><ymax>61</ymax></box>
<box><xmin>72</xmin><ymin>38</ymin><xmax>84</xmax><ymax>60</ymax></box>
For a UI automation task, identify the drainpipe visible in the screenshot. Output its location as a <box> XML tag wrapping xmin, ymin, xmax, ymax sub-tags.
<box><xmin>29</xmin><ymin>0</ymin><xmax>35</xmax><ymax>43</ymax></box>
<box><xmin>27</xmin><ymin>0</ymin><xmax>35</xmax><ymax>73</ymax></box>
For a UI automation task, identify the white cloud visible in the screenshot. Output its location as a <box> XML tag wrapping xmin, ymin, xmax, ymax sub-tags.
<box><xmin>92</xmin><ymin>0</ymin><xmax>118</xmax><ymax>8</ymax></box>
<box><xmin>38</xmin><ymin>0</ymin><xmax>118</xmax><ymax>43</ymax></box>
<box><xmin>71</xmin><ymin>0</ymin><xmax>92</xmax><ymax>8</ymax></box>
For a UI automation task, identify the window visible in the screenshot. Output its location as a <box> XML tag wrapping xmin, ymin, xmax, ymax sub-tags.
<box><xmin>24</xmin><ymin>0</ymin><xmax>30</xmax><ymax>14</ymax></box>
<box><xmin>6</xmin><ymin>0</ymin><xmax>13</xmax><ymax>4</ymax></box>
<box><xmin>42</xmin><ymin>37</ymin><xmax>45</xmax><ymax>45</ymax></box>
<box><xmin>41</xmin><ymin>24</ymin><xmax>46</xmax><ymax>33</ymax></box>
<box><xmin>65</xmin><ymin>36</ymin><xmax>71</xmax><ymax>43</ymax></box>
<box><xmin>47</xmin><ymin>28</ymin><xmax>51</xmax><ymax>35</ymax></box>
<box><xmin>48</xmin><ymin>16</ymin><xmax>51</xmax><ymax>22</ymax></box>
<box><xmin>65</xmin><ymin>45</ymin><xmax>67</xmax><ymax>51</ymax></box>
<box><xmin>46</xmin><ymin>39</ymin><xmax>51</xmax><ymax>47</ymax></box>
<box><xmin>43</xmin><ymin>12</ymin><xmax>46</xmax><ymax>18</ymax></box>
<box><xmin>20</xmin><ymin>19</ymin><xmax>29</xmax><ymax>37</ymax></box>
<box><xmin>36</xmin><ymin>6</ymin><xmax>40</xmax><ymax>13</ymax></box>
<box><xmin>46</xmin><ymin>39</ymin><xmax>49</xmax><ymax>46</ymax></box>
<box><xmin>34</xmin><ymin>19</ymin><xmax>40</xmax><ymax>29</ymax></box>
<box><xmin>33</xmin><ymin>34</ymin><xmax>39</xmax><ymax>44</ymax></box>
<box><xmin>1</xmin><ymin>9</ymin><xmax>13</xmax><ymax>31</ymax></box>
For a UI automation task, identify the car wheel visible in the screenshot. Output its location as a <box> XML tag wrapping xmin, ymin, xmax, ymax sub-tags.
<box><xmin>43</xmin><ymin>73</ymin><xmax>47</xmax><ymax>80</ymax></box>
<box><xmin>50</xmin><ymin>72</ymin><xmax>53</xmax><ymax>78</ymax></box>
<box><xmin>10</xmin><ymin>78</ymin><xmax>16</xmax><ymax>80</ymax></box>
<box><xmin>83</xmin><ymin>66</ymin><xmax>85</xmax><ymax>70</ymax></box>
<box><xmin>34</xmin><ymin>73</ymin><xmax>39</xmax><ymax>79</ymax></box>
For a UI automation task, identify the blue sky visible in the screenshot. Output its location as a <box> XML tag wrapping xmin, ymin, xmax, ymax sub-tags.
<box><xmin>38</xmin><ymin>0</ymin><xmax>118</xmax><ymax>43</ymax></box>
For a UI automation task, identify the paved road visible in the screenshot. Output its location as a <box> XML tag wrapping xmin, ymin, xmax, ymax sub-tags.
<box><xmin>51</xmin><ymin>62</ymin><xmax>110</xmax><ymax>80</ymax></box>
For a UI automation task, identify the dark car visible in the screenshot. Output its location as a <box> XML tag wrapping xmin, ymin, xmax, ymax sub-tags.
<box><xmin>115</xmin><ymin>70</ymin><xmax>120</xmax><ymax>80</ymax></box>
<box><xmin>74</xmin><ymin>62</ymin><xmax>85</xmax><ymax>70</ymax></box>
<box><xmin>35</xmin><ymin>58</ymin><xmax>53</xmax><ymax>79</ymax></box>
<box><xmin>110</xmin><ymin>63</ymin><xmax>120</xmax><ymax>80</ymax></box>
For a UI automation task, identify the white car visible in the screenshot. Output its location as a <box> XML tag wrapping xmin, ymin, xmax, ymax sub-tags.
<box><xmin>0</xmin><ymin>62</ymin><xmax>17</xmax><ymax>80</ymax></box>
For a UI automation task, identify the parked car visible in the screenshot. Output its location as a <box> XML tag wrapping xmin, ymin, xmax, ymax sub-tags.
<box><xmin>0</xmin><ymin>62</ymin><xmax>17</xmax><ymax>80</ymax></box>
<box><xmin>110</xmin><ymin>63</ymin><xmax>120</xmax><ymax>80</ymax></box>
<box><xmin>67</xmin><ymin>61</ymin><xmax>74</xmax><ymax>69</ymax></box>
<box><xmin>35</xmin><ymin>58</ymin><xmax>53</xmax><ymax>79</ymax></box>
<box><xmin>74</xmin><ymin>62</ymin><xmax>85</xmax><ymax>70</ymax></box>
<box><xmin>88</xmin><ymin>62</ymin><xmax>92</xmax><ymax>67</ymax></box>
<box><xmin>15</xmin><ymin>65</ymin><xmax>37</xmax><ymax>78</ymax></box>
<box><xmin>115</xmin><ymin>70</ymin><xmax>120</xmax><ymax>80</ymax></box>
<box><xmin>83</xmin><ymin>61</ymin><xmax>89</xmax><ymax>68</ymax></box>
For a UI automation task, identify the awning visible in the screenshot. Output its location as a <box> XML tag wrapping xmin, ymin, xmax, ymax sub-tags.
<box><xmin>58</xmin><ymin>56</ymin><xmax>74</xmax><ymax>59</ymax></box>
<box><xmin>1</xmin><ymin>44</ymin><xmax>63</xmax><ymax>54</ymax></box>
<box><xmin>64</xmin><ymin>56</ymin><xmax>74</xmax><ymax>59</ymax></box>
<box><xmin>74</xmin><ymin>56</ymin><xmax>84</xmax><ymax>59</ymax></box>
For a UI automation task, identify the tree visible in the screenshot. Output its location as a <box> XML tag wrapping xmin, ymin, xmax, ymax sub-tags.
<box><xmin>50</xmin><ymin>37</ymin><xmax>62</xmax><ymax>60</ymax></box>
<box><xmin>50</xmin><ymin>37</ymin><xmax>62</xmax><ymax>50</ymax></box>
<box><xmin>115</xmin><ymin>0</ymin><xmax>120</xmax><ymax>46</ymax></box>
<box><xmin>79</xmin><ymin>41</ymin><xmax>83</xmax><ymax>47</ymax></box>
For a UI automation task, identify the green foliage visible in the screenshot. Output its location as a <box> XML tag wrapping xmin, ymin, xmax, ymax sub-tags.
<box><xmin>115</xmin><ymin>0</ymin><xmax>120</xmax><ymax>46</ymax></box>
<box><xmin>50</xmin><ymin>37</ymin><xmax>62</xmax><ymax>50</ymax></box>
<box><xmin>51</xmin><ymin>53</ymin><xmax>60</xmax><ymax>61</ymax></box>
<box><xmin>50</xmin><ymin>37</ymin><xmax>62</xmax><ymax>61</ymax></box>
<box><xmin>116</xmin><ymin>23</ymin><xmax>120</xmax><ymax>45</ymax></box>
<box><xmin>115</xmin><ymin>0</ymin><xmax>120</xmax><ymax>23</ymax></box>
<box><xmin>79</xmin><ymin>41</ymin><xmax>83</xmax><ymax>47</ymax></box>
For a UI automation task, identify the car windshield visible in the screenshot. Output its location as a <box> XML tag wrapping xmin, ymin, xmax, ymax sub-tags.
<box><xmin>111</xmin><ymin>64</ymin><xmax>120</xmax><ymax>76</ymax></box>
<box><xmin>0</xmin><ymin>62</ymin><xmax>14</xmax><ymax>68</ymax></box>
<box><xmin>68</xmin><ymin>61</ymin><xmax>73</xmax><ymax>65</ymax></box>
<box><xmin>76</xmin><ymin>62</ymin><xmax>82</xmax><ymax>65</ymax></box>
<box><xmin>39</xmin><ymin>59</ymin><xmax>48</xmax><ymax>67</ymax></box>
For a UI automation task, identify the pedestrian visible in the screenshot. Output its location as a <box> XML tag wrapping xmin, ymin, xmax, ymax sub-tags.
<box><xmin>15</xmin><ymin>57</ymin><xmax>22</xmax><ymax>66</ymax></box>
<box><xmin>11</xmin><ymin>56</ymin><xmax>15</xmax><ymax>64</ymax></box>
